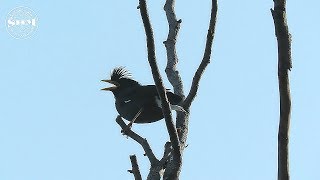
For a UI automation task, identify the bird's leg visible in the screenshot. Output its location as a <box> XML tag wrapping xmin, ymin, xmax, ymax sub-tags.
<box><xmin>121</xmin><ymin>108</ymin><xmax>143</xmax><ymax>134</ymax></box>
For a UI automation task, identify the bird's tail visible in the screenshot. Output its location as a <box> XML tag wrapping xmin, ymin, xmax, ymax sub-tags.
<box><xmin>166</xmin><ymin>91</ymin><xmax>183</xmax><ymax>105</ymax></box>
<box><xmin>167</xmin><ymin>92</ymin><xmax>186</xmax><ymax>113</ymax></box>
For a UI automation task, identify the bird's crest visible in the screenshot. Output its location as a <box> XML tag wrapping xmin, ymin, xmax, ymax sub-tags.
<box><xmin>110</xmin><ymin>67</ymin><xmax>132</xmax><ymax>81</ymax></box>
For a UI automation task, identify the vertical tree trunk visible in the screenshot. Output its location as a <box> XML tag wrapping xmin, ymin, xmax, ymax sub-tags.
<box><xmin>271</xmin><ymin>1</ymin><xmax>292</xmax><ymax>180</ymax></box>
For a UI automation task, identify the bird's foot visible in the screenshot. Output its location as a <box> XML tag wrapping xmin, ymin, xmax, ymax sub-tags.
<box><xmin>121</xmin><ymin>122</ymin><xmax>133</xmax><ymax>134</ymax></box>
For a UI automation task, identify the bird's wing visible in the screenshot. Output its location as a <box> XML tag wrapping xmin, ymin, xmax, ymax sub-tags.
<box><xmin>117</xmin><ymin>85</ymin><xmax>182</xmax><ymax>107</ymax></box>
<box><xmin>142</xmin><ymin>85</ymin><xmax>159</xmax><ymax>96</ymax></box>
<box><xmin>129</xmin><ymin>85</ymin><xmax>158</xmax><ymax>106</ymax></box>
<box><xmin>115</xmin><ymin>86</ymin><xmax>156</xmax><ymax>107</ymax></box>
<box><xmin>141</xmin><ymin>85</ymin><xmax>182</xmax><ymax>105</ymax></box>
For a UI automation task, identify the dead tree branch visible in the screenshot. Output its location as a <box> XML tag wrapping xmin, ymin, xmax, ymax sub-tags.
<box><xmin>160</xmin><ymin>141</ymin><xmax>172</xmax><ymax>164</ymax></box>
<box><xmin>128</xmin><ymin>155</ymin><xmax>143</xmax><ymax>180</ymax></box>
<box><xmin>146</xmin><ymin>142</ymin><xmax>172</xmax><ymax>180</ymax></box>
<box><xmin>183</xmin><ymin>0</ymin><xmax>218</xmax><ymax>109</ymax></box>
<box><xmin>271</xmin><ymin>0</ymin><xmax>292</xmax><ymax>180</ymax></box>
<box><xmin>138</xmin><ymin>0</ymin><xmax>182</xmax><ymax>179</ymax></box>
<box><xmin>116</xmin><ymin>116</ymin><xmax>159</xmax><ymax>165</ymax></box>
<box><xmin>162</xmin><ymin>1</ymin><xmax>187</xmax><ymax>178</ymax></box>
<box><xmin>164</xmin><ymin>0</ymin><xmax>184</xmax><ymax>98</ymax></box>
<box><xmin>162</xmin><ymin>0</ymin><xmax>218</xmax><ymax>179</ymax></box>
<box><xmin>116</xmin><ymin>0</ymin><xmax>218</xmax><ymax>179</ymax></box>
<box><xmin>163</xmin><ymin>0</ymin><xmax>189</xmax><ymax>148</ymax></box>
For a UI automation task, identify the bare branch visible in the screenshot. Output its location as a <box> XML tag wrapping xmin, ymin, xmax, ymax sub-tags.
<box><xmin>163</xmin><ymin>0</ymin><xmax>188</xmax><ymax>146</ymax></box>
<box><xmin>117</xmin><ymin>116</ymin><xmax>164</xmax><ymax>179</ymax></box>
<box><xmin>116</xmin><ymin>116</ymin><xmax>159</xmax><ymax>165</ymax></box>
<box><xmin>146</xmin><ymin>142</ymin><xmax>172</xmax><ymax>180</ymax></box>
<box><xmin>164</xmin><ymin>0</ymin><xmax>184</xmax><ymax>98</ymax></box>
<box><xmin>183</xmin><ymin>0</ymin><xmax>218</xmax><ymax>109</ymax></box>
<box><xmin>271</xmin><ymin>0</ymin><xmax>292</xmax><ymax>180</ymax></box>
<box><xmin>137</xmin><ymin>2</ymin><xmax>182</xmax><ymax>178</ymax></box>
<box><xmin>162</xmin><ymin>1</ymin><xmax>218</xmax><ymax>179</ymax></box>
<box><xmin>146</xmin><ymin>166</ymin><xmax>162</xmax><ymax>180</ymax></box>
<box><xmin>160</xmin><ymin>141</ymin><xmax>172</xmax><ymax>165</ymax></box>
<box><xmin>128</xmin><ymin>155</ymin><xmax>143</xmax><ymax>180</ymax></box>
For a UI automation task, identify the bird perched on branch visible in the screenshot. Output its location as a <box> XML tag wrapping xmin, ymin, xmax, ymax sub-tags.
<box><xmin>101</xmin><ymin>67</ymin><xmax>184</xmax><ymax>129</ymax></box>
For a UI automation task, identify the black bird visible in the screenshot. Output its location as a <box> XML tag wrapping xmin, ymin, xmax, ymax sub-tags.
<box><xmin>101</xmin><ymin>67</ymin><xmax>184</xmax><ymax>127</ymax></box>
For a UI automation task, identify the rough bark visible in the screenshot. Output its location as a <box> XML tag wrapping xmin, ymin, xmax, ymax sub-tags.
<box><xmin>271</xmin><ymin>0</ymin><xmax>292</xmax><ymax>180</ymax></box>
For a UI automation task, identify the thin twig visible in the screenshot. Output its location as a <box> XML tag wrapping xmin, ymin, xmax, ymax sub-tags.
<box><xmin>128</xmin><ymin>155</ymin><xmax>143</xmax><ymax>180</ymax></box>
<box><xmin>116</xmin><ymin>116</ymin><xmax>159</xmax><ymax>165</ymax></box>
<box><xmin>137</xmin><ymin>1</ymin><xmax>182</xmax><ymax>175</ymax></box>
<box><xmin>271</xmin><ymin>0</ymin><xmax>292</xmax><ymax>180</ymax></box>
<box><xmin>183</xmin><ymin>0</ymin><xmax>218</xmax><ymax>109</ymax></box>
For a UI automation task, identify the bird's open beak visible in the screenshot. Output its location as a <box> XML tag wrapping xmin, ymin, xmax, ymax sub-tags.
<box><xmin>101</xmin><ymin>80</ymin><xmax>120</xmax><ymax>91</ymax></box>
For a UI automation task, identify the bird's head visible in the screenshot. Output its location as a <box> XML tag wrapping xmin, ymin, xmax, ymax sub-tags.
<box><xmin>101</xmin><ymin>67</ymin><xmax>140</xmax><ymax>95</ymax></box>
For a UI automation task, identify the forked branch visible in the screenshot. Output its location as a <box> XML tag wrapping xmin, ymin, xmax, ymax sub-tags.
<box><xmin>137</xmin><ymin>2</ymin><xmax>182</xmax><ymax>179</ymax></box>
<box><xmin>117</xmin><ymin>0</ymin><xmax>218</xmax><ymax>179</ymax></box>
<box><xmin>116</xmin><ymin>116</ymin><xmax>159</xmax><ymax>165</ymax></box>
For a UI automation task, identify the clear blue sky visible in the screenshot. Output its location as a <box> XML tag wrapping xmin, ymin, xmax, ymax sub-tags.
<box><xmin>1</xmin><ymin>0</ymin><xmax>319</xmax><ymax>179</ymax></box>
